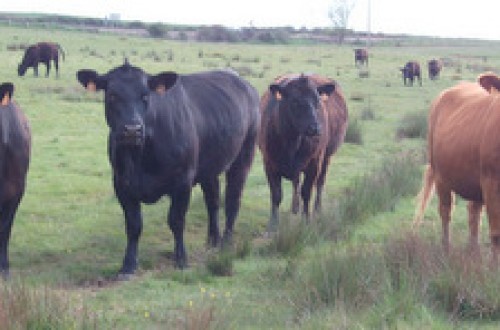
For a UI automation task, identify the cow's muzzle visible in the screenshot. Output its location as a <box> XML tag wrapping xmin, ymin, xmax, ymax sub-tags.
<box><xmin>305</xmin><ymin>123</ymin><xmax>321</xmax><ymax>137</ymax></box>
<box><xmin>118</xmin><ymin>124</ymin><xmax>145</xmax><ymax>146</ymax></box>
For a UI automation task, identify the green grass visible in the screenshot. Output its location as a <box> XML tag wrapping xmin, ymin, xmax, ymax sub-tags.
<box><xmin>2</xmin><ymin>23</ymin><xmax>500</xmax><ymax>328</ymax></box>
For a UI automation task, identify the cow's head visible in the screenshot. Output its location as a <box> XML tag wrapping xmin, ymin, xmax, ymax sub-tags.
<box><xmin>478</xmin><ymin>72</ymin><xmax>500</xmax><ymax>94</ymax></box>
<box><xmin>270</xmin><ymin>75</ymin><xmax>335</xmax><ymax>137</ymax></box>
<box><xmin>77</xmin><ymin>61</ymin><xmax>173</xmax><ymax>148</ymax></box>
<box><xmin>0</xmin><ymin>82</ymin><xmax>14</xmax><ymax>106</ymax></box>
<box><xmin>17</xmin><ymin>63</ymin><xmax>27</xmax><ymax>77</ymax></box>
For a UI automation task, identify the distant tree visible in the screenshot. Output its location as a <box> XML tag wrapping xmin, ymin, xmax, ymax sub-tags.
<box><xmin>328</xmin><ymin>0</ymin><xmax>356</xmax><ymax>44</ymax></box>
<box><xmin>147</xmin><ymin>23</ymin><xmax>168</xmax><ymax>38</ymax></box>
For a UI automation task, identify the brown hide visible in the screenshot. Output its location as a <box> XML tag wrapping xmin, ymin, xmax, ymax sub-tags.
<box><xmin>258</xmin><ymin>73</ymin><xmax>348</xmax><ymax>230</ymax></box>
<box><xmin>354</xmin><ymin>48</ymin><xmax>369</xmax><ymax>66</ymax></box>
<box><xmin>415</xmin><ymin>72</ymin><xmax>500</xmax><ymax>262</ymax></box>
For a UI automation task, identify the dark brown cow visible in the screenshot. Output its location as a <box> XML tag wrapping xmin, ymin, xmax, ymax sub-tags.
<box><xmin>259</xmin><ymin>74</ymin><xmax>348</xmax><ymax>231</ymax></box>
<box><xmin>0</xmin><ymin>83</ymin><xmax>31</xmax><ymax>278</ymax></box>
<box><xmin>400</xmin><ymin>61</ymin><xmax>422</xmax><ymax>86</ymax></box>
<box><xmin>414</xmin><ymin>72</ymin><xmax>500</xmax><ymax>264</ymax></box>
<box><xmin>354</xmin><ymin>48</ymin><xmax>369</xmax><ymax>67</ymax></box>
<box><xmin>428</xmin><ymin>59</ymin><xmax>443</xmax><ymax>80</ymax></box>
<box><xmin>18</xmin><ymin>42</ymin><xmax>65</xmax><ymax>77</ymax></box>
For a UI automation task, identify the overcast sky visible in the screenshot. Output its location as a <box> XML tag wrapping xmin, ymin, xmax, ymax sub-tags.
<box><xmin>2</xmin><ymin>0</ymin><xmax>499</xmax><ymax>40</ymax></box>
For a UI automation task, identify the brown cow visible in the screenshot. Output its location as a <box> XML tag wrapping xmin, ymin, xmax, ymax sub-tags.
<box><xmin>414</xmin><ymin>72</ymin><xmax>500</xmax><ymax>264</ymax></box>
<box><xmin>428</xmin><ymin>59</ymin><xmax>443</xmax><ymax>80</ymax></box>
<box><xmin>0</xmin><ymin>83</ymin><xmax>31</xmax><ymax>278</ymax></box>
<box><xmin>354</xmin><ymin>48</ymin><xmax>369</xmax><ymax>67</ymax></box>
<box><xmin>259</xmin><ymin>74</ymin><xmax>348</xmax><ymax>231</ymax></box>
<box><xmin>401</xmin><ymin>61</ymin><xmax>422</xmax><ymax>86</ymax></box>
<box><xmin>18</xmin><ymin>42</ymin><xmax>65</xmax><ymax>77</ymax></box>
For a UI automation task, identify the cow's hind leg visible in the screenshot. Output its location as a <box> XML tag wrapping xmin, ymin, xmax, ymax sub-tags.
<box><xmin>200</xmin><ymin>177</ymin><xmax>221</xmax><ymax>247</ymax></box>
<box><xmin>168</xmin><ymin>188</ymin><xmax>191</xmax><ymax>268</ymax></box>
<box><xmin>44</xmin><ymin>61</ymin><xmax>51</xmax><ymax>77</ymax></box>
<box><xmin>467</xmin><ymin>201</ymin><xmax>483</xmax><ymax>256</ymax></box>
<box><xmin>291</xmin><ymin>176</ymin><xmax>301</xmax><ymax>214</ymax></box>
<box><xmin>314</xmin><ymin>154</ymin><xmax>330</xmax><ymax>214</ymax></box>
<box><xmin>0</xmin><ymin>197</ymin><xmax>21</xmax><ymax>279</ymax></box>
<box><xmin>436</xmin><ymin>184</ymin><xmax>454</xmax><ymax>254</ymax></box>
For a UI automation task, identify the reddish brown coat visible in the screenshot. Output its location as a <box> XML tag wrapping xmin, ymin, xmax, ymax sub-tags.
<box><xmin>258</xmin><ymin>74</ymin><xmax>348</xmax><ymax>230</ymax></box>
<box><xmin>415</xmin><ymin>72</ymin><xmax>500</xmax><ymax>263</ymax></box>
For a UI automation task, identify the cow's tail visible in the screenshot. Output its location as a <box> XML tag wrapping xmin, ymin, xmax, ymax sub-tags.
<box><xmin>57</xmin><ymin>43</ymin><xmax>65</xmax><ymax>61</ymax></box>
<box><xmin>413</xmin><ymin>164</ymin><xmax>435</xmax><ymax>227</ymax></box>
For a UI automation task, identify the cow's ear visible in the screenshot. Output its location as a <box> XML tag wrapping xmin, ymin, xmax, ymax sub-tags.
<box><xmin>478</xmin><ymin>72</ymin><xmax>500</xmax><ymax>94</ymax></box>
<box><xmin>317</xmin><ymin>83</ymin><xmax>335</xmax><ymax>101</ymax></box>
<box><xmin>148</xmin><ymin>72</ymin><xmax>178</xmax><ymax>94</ymax></box>
<box><xmin>76</xmin><ymin>70</ymin><xmax>106</xmax><ymax>91</ymax></box>
<box><xmin>270</xmin><ymin>84</ymin><xmax>285</xmax><ymax>100</ymax></box>
<box><xmin>0</xmin><ymin>82</ymin><xmax>14</xmax><ymax>106</ymax></box>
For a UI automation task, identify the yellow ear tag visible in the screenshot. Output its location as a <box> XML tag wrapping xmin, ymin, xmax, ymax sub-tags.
<box><xmin>86</xmin><ymin>81</ymin><xmax>97</xmax><ymax>92</ymax></box>
<box><xmin>1</xmin><ymin>94</ymin><xmax>9</xmax><ymax>106</ymax></box>
<box><xmin>275</xmin><ymin>92</ymin><xmax>282</xmax><ymax>101</ymax></box>
<box><xmin>156</xmin><ymin>84</ymin><xmax>166</xmax><ymax>94</ymax></box>
<box><xmin>321</xmin><ymin>93</ymin><xmax>329</xmax><ymax>102</ymax></box>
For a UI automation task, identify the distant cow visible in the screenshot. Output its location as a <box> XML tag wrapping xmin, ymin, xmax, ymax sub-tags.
<box><xmin>354</xmin><ymin>48</ymin><xmax>369</xmax><ymax>66</ymax></box>
<box><xmin>400</xmin><ymin>61</ymin><xmax>422</xmax><ymax>86</ymax></box>
<box><xmin>258</xmin><ymin>74</ymin><xmax>348</xmax><ymax>231</ymax></box>
<box><xmin>77</xmin><ymin>61</ymin><xmax>259</xmax><ymax>275</ymax></box>
<box><xmin>18</xmin><ymin>42</ymin><xmax>65</xmax><ymax>77</ymax></box>
<box><xmin>414</xmin><ymin>72</ymin><xmax>500</xmax><ymax>264</ymax></box>
<box><xmin>427</xmin><ymin>59</ymin><xmax>443</xmax><ymax>80</ymax></box>
<box><xmin>0</xmin><ymin>83</ymin><xmax>31</xmax><ymax>278</ymax></box>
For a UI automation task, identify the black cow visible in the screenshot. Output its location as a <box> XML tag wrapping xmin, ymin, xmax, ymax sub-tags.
<box><xmin>401</xmin><ymin>61</ymin><xmax>422</xmax><ymax>86</ymax></box>
<box><xmin>0</xmin><ymin>83</ymin><xmax>31</xmax><ymax>278</ymax></box>
<box><xmin>18</xmin><ymin>42</ymin><xmax>65</xmax><ymax>77</ymax></box>
<box><xmin>354</xmin><ymin>48</ymin><xmax>369</xmax><ymax>67</ymax></box>
<box><xmin>77</xmin><ymin>62</ymin><xmax>259</xmax><ymax>275</ymax></box>
<box><xmin>428</xmin><ymin>59</ymin><xmax>443</xmax><ymax>80</ymax></box>
<box><xmin>258</xmin><ymin>74</ymin><xmax>348</xmax><ymax>231</ymax></box>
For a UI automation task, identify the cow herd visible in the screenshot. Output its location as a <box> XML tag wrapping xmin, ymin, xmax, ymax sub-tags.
<box><xmin>0</xmin><ymin>42</ymin><xmax>351</xmax><ymax>278</ymax></box>
<box><xmin>1</xmin><ymin>40</ymin><xmax>498</xmax><ymax>279</ymax></box>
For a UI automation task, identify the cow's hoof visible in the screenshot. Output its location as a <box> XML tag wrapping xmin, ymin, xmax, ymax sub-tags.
<box><xmin>0</xmin><ymin>269</ymin><xmax>10</xmax><ymax>281</ymax></box>
<box><xmin>116</xmin><ymin>272</ymin><xmax>135</xmax><ymax>281</ymax></box>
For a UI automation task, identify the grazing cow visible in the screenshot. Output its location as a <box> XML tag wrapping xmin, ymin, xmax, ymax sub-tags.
<box><xmin>258</xmin><ymin>74</ymin><xmax>348</xmax><ymax>231</ymax></box>
<box><xmin>0</xmin><ymin>83</ymin><xmax>31</xmax><ymax>278</ymax></box>
<box><xmin>18</xmin><ymin>42</ymin><xmax>65</xmax><ymax>77</ymax></box>
<box><xmin>428</xmin><ymin>59</ymin><xmax>443</xmax><ymax>80</ymax></box>
<box><xmin>77</xmin><ymin>61</ymin><xmax>259</xmax><ymax>275</ymax></box>
<box><xmin>354</xmin><ymin>48</ymin><xmax>369</xmax><ymax>67</ymax></box>
<box><xmin>400</xmin><ymin>61</ymin><xmax>422</xmax><ymax>86</ymax></box>
<box><xmin>414</xmin><ymin>72</ymin><xmax>500</xmax><ymax>264</ymax></box>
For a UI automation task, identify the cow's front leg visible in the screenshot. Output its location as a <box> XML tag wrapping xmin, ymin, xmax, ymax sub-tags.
<box><xmin>118</xmin><ymin>197</ymin><xmax>143</xmax><ymax>277</ymax></box>
<box><xmin>168</xmin><ymin>187</ymin><xmax>191</xmax><ymax>269</ymax></box>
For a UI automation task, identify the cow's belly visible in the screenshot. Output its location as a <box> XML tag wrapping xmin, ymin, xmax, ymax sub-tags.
<box><xmin>433</xmin><ymin>155</ymin><xmax>483</xmax><ymax>202</ymax></box>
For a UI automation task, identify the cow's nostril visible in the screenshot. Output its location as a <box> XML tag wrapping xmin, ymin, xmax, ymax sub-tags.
<box><xmin>305</xmin><ymin>123</ymin><xmax>321</xmax><ymax>136</ymax></box>
<box><xmin>120</xmin><ymin>124</ymin><xmax>144</xmax><ymax>146</ymax></box>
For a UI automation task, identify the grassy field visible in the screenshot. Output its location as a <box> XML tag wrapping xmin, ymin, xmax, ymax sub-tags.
<box><xmin>2</xmin><ymin>24</ymin><xmax>500</xmax><ymax>328</ymax></box>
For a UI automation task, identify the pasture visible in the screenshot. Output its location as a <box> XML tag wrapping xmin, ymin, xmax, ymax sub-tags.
<box><xmin>2</xmin><ymin>24</ymin><xmax>500</xmax><ymax>328</ymax></box>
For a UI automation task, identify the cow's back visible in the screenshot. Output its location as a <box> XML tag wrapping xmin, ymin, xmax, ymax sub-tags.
<box><xmin>161</xmin><ymin>70</ymin><xmax>259</xmax><ymax>179</ymax></box>
<box><xmin>429</xmin><ymin>81</ymin><xmax>492</xmax><ymax>200</ymax></box>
